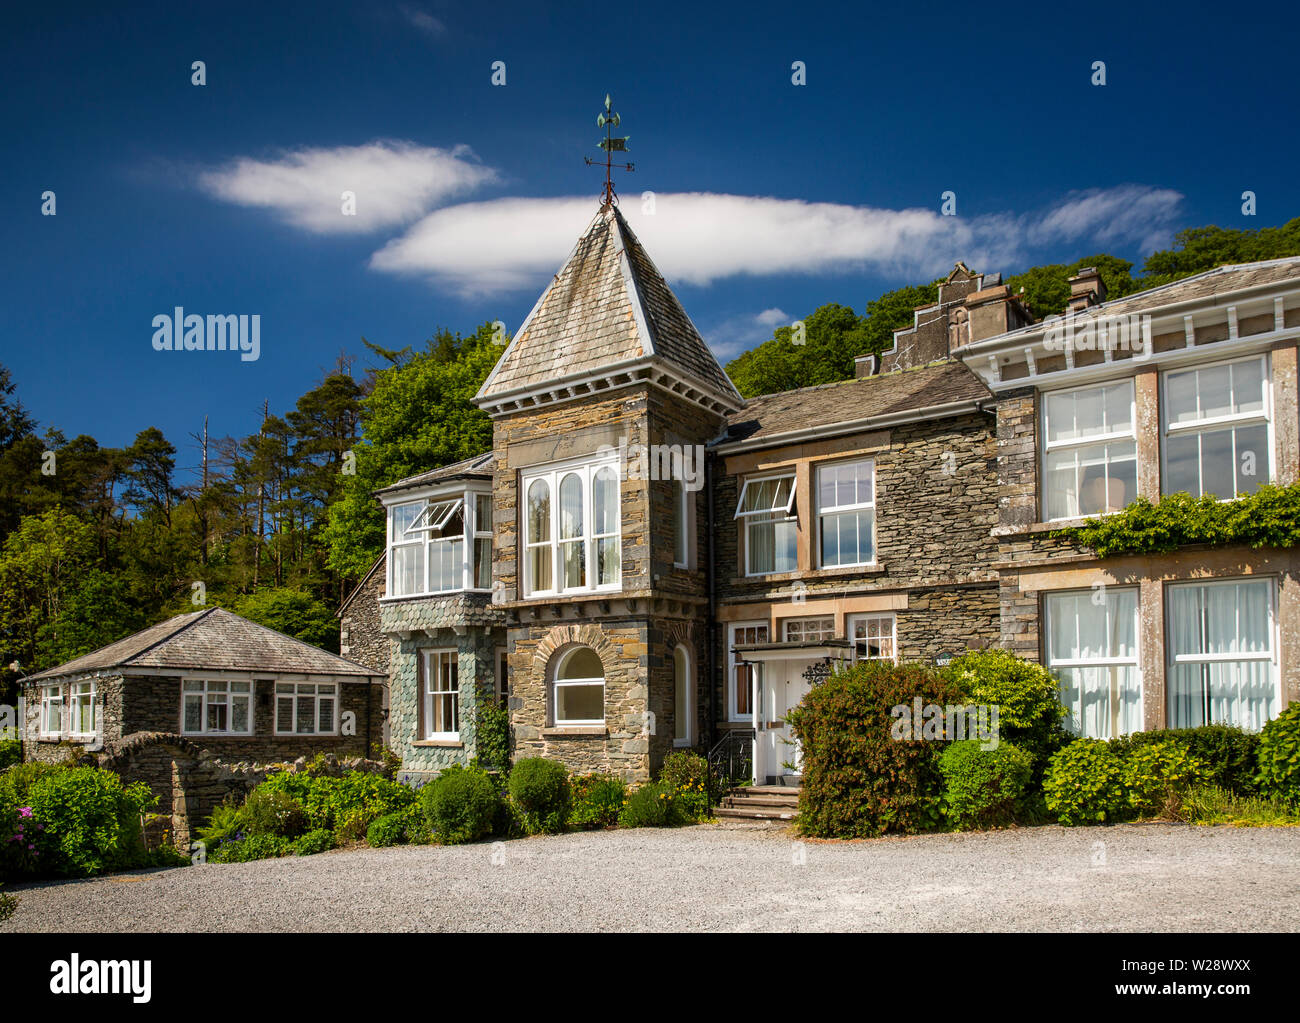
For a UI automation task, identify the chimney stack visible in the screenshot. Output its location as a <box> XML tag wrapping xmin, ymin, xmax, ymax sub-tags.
<box><xmin>1067</xmin><ymin>267</ymin><xmax>1107</xmax><ymax>313</ymax></box>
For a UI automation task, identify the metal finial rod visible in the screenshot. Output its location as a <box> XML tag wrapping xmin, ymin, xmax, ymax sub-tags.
<box><xmin>586</xmin><ymin>93</ymin><xmax>633</xmax><ymax>206</ymax></box>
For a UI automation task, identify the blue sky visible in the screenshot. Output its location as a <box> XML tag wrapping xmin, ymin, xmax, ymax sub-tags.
<box><xmin>2</xmin><ymin>0</ymin><xmax>1295</xmax><ymax>482</ymax></box>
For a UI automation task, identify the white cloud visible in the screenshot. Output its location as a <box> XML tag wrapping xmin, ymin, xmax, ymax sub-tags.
<box><xmin>370</xmin><ymin>185</ymin><xmax>1184</xmax><ymax>296</ymax></box>
<box><xmin>198</xmin><ymin>141</ymin><xmax>496</xmax><ymax>234</ymax></box>
<box><xmin>399</xmin><ymin>4</ymin><xmax>446</xmax><ymax>38</ymax></box>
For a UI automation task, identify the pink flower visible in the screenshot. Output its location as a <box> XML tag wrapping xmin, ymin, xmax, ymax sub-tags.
<box><xmin>18</xmin><ymin>807</ymin><xmax>32</xmax><ymax>818</ymax></box>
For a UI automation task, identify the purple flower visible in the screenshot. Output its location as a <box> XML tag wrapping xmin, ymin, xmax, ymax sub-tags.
<box><xmin>18</xmin><ymin>807</ymin><xmax>32</xmax><ymax>818</ymax></box>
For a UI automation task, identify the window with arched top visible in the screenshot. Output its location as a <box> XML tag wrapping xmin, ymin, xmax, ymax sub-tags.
<box><xmin>553</xmin><ymin>646</ymin><xmax>605</xmax><ymax>726</ymax></box>
<box><xmin>673</xmin><ymin>645</ymin><xmax>693</xmax><ymax>746</ymax></box>
<box><xmin>520</xmin><ymin>458</ymin><xmax>622</xmax><ymax>596</ymax></box>
<box><xmin>526</xmin><ymin>478</ymin><xmax>552</xmax><ymax>593</ymax></box>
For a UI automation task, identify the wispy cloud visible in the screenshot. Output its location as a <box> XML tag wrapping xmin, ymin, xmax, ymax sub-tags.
<box><xmin>704</xmin><ymin>308</ymin><xmax>792</xmax><ymax>361</ymax></box>
<box><xmin>197</xmin><ymin>141</ymin><xmax>496</xmax><ymax>234</ymax></box>
<box><xmin>399</xmin><ymin>4</ymin><xmax>446</xmax><ymax>39</ymax></box>
<box><xmin>369</xmin><ymin>185</ymin><xmax>1184</xmax><ymax>296</ymax></box>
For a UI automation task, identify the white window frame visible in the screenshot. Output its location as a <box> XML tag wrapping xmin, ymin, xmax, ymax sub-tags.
<box><xmin>847</xmin><ymin>613</ymin><xmax>897</xmax><ymax>664</ymax></box>
<box><xmin>385</xmin><ymin>488</ymin><xmax>493</xmax><ymax>599</ymax></box>
<box><xmin>815</xmin><ymin>458</ymin><xmax>877</xmax><ymax>568</ymax></box>
<box><xmin>39</xmin><ymin>684</ymin><xmax>64</xmax><ymax>738</ymax></box>
<box><xmin>421</xmin><ymin>649</ymin><xmax>460</xmax><ymax>740</ymax></box>
<box><xmin>1160</xmin><ymin>354</ymin><xmax>1273</xmax><ymax>501</ymax></box>
<box><xmin>521</xmin><ymin>456</ymin><xmax>622</xmax><ymax>597</ymax></box>
<box><xmin>68</xmin><ymin>680</ymin><xmax>97</xmax><ymax>738</ymax></box>
<box><xmin>728</xmin><ymin>621</ymin><xmax>768</xmax><ymax>722</ymax></box>
<box><xmin>1045</xmin><ymin>587</ymin><xmax>1142</xmax><ymax>740</ymax></box>
<box><xmin>472</xmin><ymin>492</ymin><xmax>494</xmax><ymax>591</ymax></box>
<box><xmin>274</xmin><ymin>682</ymin><xmax>339</xmax><ymax>736</ymax></box>
<box><xmin>182</xmin><ymin>679</ymin><xmax>254</xmax><ymax>736</ymax></box>
<box><xmin>1041</xmin><ymin>379</ymin><xmax>1138</xmax><ymax>522</ymax></box>
<box><xmin>782</xmin><ymin>615</ymin><xmax>836</xmax><ymax>642</ymax></box>
<box><xmin>1165</xmin><ymin>577</ymin><xmax>1279</xmax><ymax>731</ymax></box>
<box><xmin>672</xmin><ymin>478</ymin><xmax>692</xmax><ymax>569</ymax></box>
<box><xmin>735</xmin><ymin>472</ymin><xmax>797</xmax><ymax>577</ymax></box>
<box><xmin>552</xmin><ymin>646</ymin><xmax>605</xmax><ymax>727</ymax></box>
<box><xmin>673</xmin><ymin>645</ymin><xmax>694</xmax><ymax>747</ymax></box>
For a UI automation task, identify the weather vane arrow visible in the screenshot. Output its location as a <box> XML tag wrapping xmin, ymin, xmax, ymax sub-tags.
<box><xmin>585</xmin><ymin>93</ymin><xmax>634</xmax><ymax>207</ymax></box>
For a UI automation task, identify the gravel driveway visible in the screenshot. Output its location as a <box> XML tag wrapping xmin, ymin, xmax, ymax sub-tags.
<box><xmin>4</xmin><ymin>821</ymin><xmax>1298</xmax><ymax>932</ymax></box>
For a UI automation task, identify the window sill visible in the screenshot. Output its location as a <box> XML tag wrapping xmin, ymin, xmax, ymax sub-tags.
<box><xmin>274</xmin><ymin>732</ymin><xmax>340</xmax><ymax>738</ymax></box>
<box><xmin>731</xmin><ymin>564</ymin><xmax>886</xmax><ymax>586</ymax></box>
<box><xmin>381</xmin><ymin>591</ymin><xmax>490</xmax><ymax>604</ymax></box>
<box><xmin>413</xmin><ymin>739</ymin><xmax>463</xmax><ymax>748</ymax></box>
<box><xmin>541</xmin><ymin>726</ymin><xmax>607</xmax><ymax>738</ymax></box>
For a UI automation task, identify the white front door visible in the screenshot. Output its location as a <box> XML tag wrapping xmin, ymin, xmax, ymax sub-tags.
<box><xmin>755</xmin><ymin>660</ymin><xmax>815</xmax><ymax>780</ymax></box>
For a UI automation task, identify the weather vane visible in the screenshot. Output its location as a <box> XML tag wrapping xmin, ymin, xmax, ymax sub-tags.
<box><xmin>585</xmin><ymin>93</ymin><xmax>633</xmax><ymax>207</ymax></box>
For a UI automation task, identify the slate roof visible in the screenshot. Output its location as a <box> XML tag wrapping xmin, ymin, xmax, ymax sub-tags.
<box><xmin>23</xmin><ymin>607</ymin><xmax>385</xmax><ymax>683</ymax></box>
<box><xmin>722</xmin><ymin>360</ymin><xmax>992</xmax><ymax>448</ymax></box>
<box><xmin>476</xmin><ymin>204</ymin><xmax>743</xmax><ymax>409</ymax></box>
<box><xmin>374</xmin><ymin>451</ymin><xmax>495</xmax><ymax>498</ymax></box>
<box><xmin>1080</xmin><ymin>257</ymin><xmax>1300</xmax><ymax>318</ymax></box>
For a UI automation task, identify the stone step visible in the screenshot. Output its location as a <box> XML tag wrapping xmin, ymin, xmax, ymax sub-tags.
<box><xmin>735</xmin><ymin>785</ymin><xmax>803</xmax><ymax>797</ymax></box>
<box><xmin>722</xmin><ymin>794</ymin><xmax>799</xmax><ymax>808</ymax></box>
<box><xmin>714</xmin><ymin>805</ymin><xmax>797</xmax><ymax>821</ymax></box>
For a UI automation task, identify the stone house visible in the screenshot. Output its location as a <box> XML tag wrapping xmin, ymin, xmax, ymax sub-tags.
<box><xmin>19</xmin><ymin>607</ymin><xmax>387</xmax><ymax>764</ymax></box>
<box><xmin>355</xmin><ymin>197</ymin><xmax>1300</xmax><ymax>786</ymax></box>
<box><xmin>955</xmin><ymin>259</ymin><xmax>1300</xmax><ymax>739</ymax></box>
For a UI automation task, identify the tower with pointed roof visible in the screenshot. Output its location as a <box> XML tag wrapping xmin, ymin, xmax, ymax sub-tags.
<box><xmin>474</xmin><ymin>200</ymin><xmax>741</xmax><ymax>780</ymax></box>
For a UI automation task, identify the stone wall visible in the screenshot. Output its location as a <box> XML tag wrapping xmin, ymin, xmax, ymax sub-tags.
<box><xmin>340</xmin><ymin>555</ymin><xmax>391</xmax><ymax>674</ymax></box>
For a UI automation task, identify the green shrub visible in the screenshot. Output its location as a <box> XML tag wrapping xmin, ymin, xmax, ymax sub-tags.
<box><xmin>618</xmin><ymin>781</ymin><xmax>687</xmax><ymax>828</ymax></box>
<box><xmin>144</xmin><ymin>845</ymin><xmax>191</xmax><ymax>869</ymax></box>
<box><xmin>939</xmin><ymin>740</ymin><xmax>1035</xmax><ymax>830</ymax></box>
<box><xmin>27</xmin><ymin>767</ymin><xmax>156</xmax><ymax>876</ymax></box>
<box><xmin>657</xmin><ymin>751</ymin><xmax>722</xmax><ymax>806</ymax></box>
<box><xmin>569</xmin><ymin>773</ymin><xmax>627</xmax><ymax>829</ymax></box>
<box><xmin>945</xmin><ymin>649</ymin><xmax>1070</xmax><ymax>770</ymax></box>
<box><xmin>1179</xmin><ymin>784</ymin><xmax>1300</xmax><ymax>826</ymax></box>
<box><xmin>1112</xmin><ymin>726</ymin><xmax>1261</xmax><ymax>794</ymax></box>
<box><xmin>786</xmin><ymin>660</ymin><xmax>966</xmax><ymax>838</ymax></box>
<box><xmin>241</xmin><ymin>786</ymin><xmax>307</xmax><ymax>838</ymax></box>
<box><xmin>420</xmin><ymin>764</ymin><xmax>500</xmax><ymax>844</ymax></box>
<box><xmin>366</xmin><ymin>810</ymin><xmax>411</xmax><ymax>848</ymax></box>
<box><xmin>0</xmin><ymin>739</ymin><xmax>21</xmax><ymax>771</ymax></box>
<box><xmin>300</xmin><ymin>771</ymin><xmax>417</xmax><ymax>841</ymax></box>
<box><xmin>1120</xmin><ymin>741</ymin><xmax>1211</xmax><ymax>818</ymax></box>
<box><xmin>0</xmin><ymin>884</ymin><xmax>17</xmax><ymax>923</ymax></box>
<box><xmin>1255</xmin><ymin>703</ymin><xmax>1300</xmax><ymax>804</ymax></box>
<box><xmin>0</xmin><ymin>761</ymin><xmax>64</xmax><ymax>805</ymax></box>
<box><xmin>293</xmin><ymin>828</ymin><xmax>334</xmax><ymax>856</ymax></box>
<box><xmin>475</xmin><ymin>700</ymin><xmax>511</xmax><ymax>774</ymax></box>
<box><xmin>1043</xmin><ymin>739</ymin><xmax>1130</xmax><ymax>825</ymax></box>
<box><xmin>195</xmin><ymin>799</ymin><xmax>248</xmax><ymax>853</ymax></box>
<box><xmin>507</xmin><ymin>758</ymin><xmax>570</xmax><ymax>834</ymax></box>
<box><xmin>213</xmin><ymin>832</ymin><xmax>294</xmax><ymax>863</ymax></box>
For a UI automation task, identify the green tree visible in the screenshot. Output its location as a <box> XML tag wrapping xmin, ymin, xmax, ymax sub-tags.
<box><xmin>325</xmin><ymin>324</ymin><xmax>501</xmax><ymax>580</ymax></box>
<box><xmin>231</xmin><ymin>588</ymin><xmax>339</xmax><ymax>651</ymax></box>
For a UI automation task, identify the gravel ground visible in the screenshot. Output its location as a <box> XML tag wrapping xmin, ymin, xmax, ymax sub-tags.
<box><xmin>3</xmin><ymin>821</ymin><xmax>1298</xmax><ymax>932</ymax></box>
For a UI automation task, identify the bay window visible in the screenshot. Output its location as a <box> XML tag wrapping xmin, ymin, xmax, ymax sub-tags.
<box><xmin>736</xmin><ymin>474</ymin><xmax>796</xmax><ymax>575</ymax></box>
<box><xmin>1042</xmin><ymin>380</ymin><xmax>1137</xmax><ymax>521</ymax></box>
<box><xmin>817</xmin><ymin>459</ymin><xmax>875</xmax><ymax>567</ymax></box>
<box><xmin>183</xmin><ymin>679</ymin><xmax>253</xmax><ymax>735</ymax></box>
<box><xmin>1167</xmin><ymin>578</ymin><xmax>1277</xmax><ymax>731</ymax></box>
<box><xmin>521</xmin><ymin>459</ymin><xmax>621</xmax><ymax>596</ymax></box>
<box><xmin>275</xmin><ymin>682</ymin><xmax>337</xmax><ymax>735</ymax></box>
<box><xmin>1163</xmin><ymin>356</ymin><xmax>1270</xmax><ymax>499</ymax></box>
<box><xmin>386</xmin><ymin>489</ymin><xmax>494</xmax><ymax>597</ymax></box>
<box><xmin>1046</xmin><ymin>587</ymin><xmax>1141</xmax><ymax>739</ymax></box>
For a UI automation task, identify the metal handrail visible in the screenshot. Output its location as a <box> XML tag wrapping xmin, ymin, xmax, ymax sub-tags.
<box><xmin>707</xmin><ymin>728</ymin><xmax>754</xmax><ymax>785</ymax></box>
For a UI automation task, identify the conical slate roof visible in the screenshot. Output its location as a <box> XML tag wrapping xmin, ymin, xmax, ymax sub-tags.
<box><xmin>475</xmin><ymin>204</ymin><xmax>743</xmax><ymax>415</ymax></box>
<box><xmin>22</xmin><ymin>607</ymin><xmax>384</xmax><ymax>682</ymax></box>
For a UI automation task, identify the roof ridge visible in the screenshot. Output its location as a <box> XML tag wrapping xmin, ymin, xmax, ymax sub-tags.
<box><xmin>205</xmin><ymin>606</ymin><xmax>384</xmax><ymax>674</ymax></box>
<box><xmin>118</xmin><ymin>607</ymin><xmax>215</xmax><ymax>666</ymax></box>
<box><xmin>1070</xmin><ymin>254</ymin><xmax>1300</xmax><ymax>318</ymax></box>
<box><xmin>742</xmin><ymin>358</ymin><xmax>965</xmax><ymax>405</ymax></box>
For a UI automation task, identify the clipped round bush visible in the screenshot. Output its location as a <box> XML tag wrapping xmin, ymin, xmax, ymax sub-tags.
<box><xmin>1255</xmin><ymin>703</ymin><xmax>1300</xmax><ymax>803</ymax></box>
<box><xmin>945</xmin><ymin>649</ymin><xmax>1069</xmax><ymax>769</ymax></box>
<box><xmin>1043</xmin><ymin>739</ymin><xmax>1129</xmax><ymax>825</ymax></box>
<box><xmin>420</xmin><ymin>764</ymin><xmax>501</xmax><ymax>844</ymax></box>
<box><xmin>939</xmin><ymin>739</ymin><xmax>1034</xmax><ymax>830</ymax></box>
<box><xmin>1121</xmin><ymin>741</ymin><xmax>1210</xmax><ymax>818</ymax></box>
<box><xmin>241</xmin><ymin>786</ymin><xmax>307</xmax><ymax>838</ymax></box>
<box><xmin>293</xmin><ymin>828</ymin><xmax>334</xmax><ymax>856</ymax></box>
<box><xmin>506</xmin><ymin>758</ymin><xmax>570</xmax><ymax>835</ymax></box>
<box><xmin>618</xmin><ymin>781</ymin><xmax>685</xmax><ymax>828</ymax></box>
<box><xmin>570</xmin><ymin>773</ymin><xmax>628</xmax><ymax>829</ymax></box>
<box><xmin>786</xmin><ymin>660</ymin><xmax>966</xmax><ymax>838</ymax></box>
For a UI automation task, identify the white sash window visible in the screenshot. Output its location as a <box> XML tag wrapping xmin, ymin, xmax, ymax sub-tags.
<box><xmin>1163</xmin><ymin>356</ymin><xmax>1271</xmax><ymax>500</ymax></box>
<box><xmin>736</xmin><ymin>474</ymin><xmax>796</xmax><ymax>576</ymax></box>
<box><xmin>1043</xmin><ymin>380</ymin><xmax>1137</xmax><ymax>521</ymax></box>
<box><xmin>1046</xmin><ymin>587</ymin><xmax>1142</xmax><ymax>739</ymax></box>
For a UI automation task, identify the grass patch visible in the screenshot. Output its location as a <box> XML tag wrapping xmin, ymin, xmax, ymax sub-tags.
<box><xmin>1179</xmin><ymin>785</ymin><xmax>1300</xmax><ymax>827</ymax></box>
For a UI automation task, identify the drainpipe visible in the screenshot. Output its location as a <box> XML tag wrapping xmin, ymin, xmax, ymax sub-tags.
<box><xmin>705</xmin><ymin>449</ymin><xmax>718</xmax><ymax>746</ymax></box>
